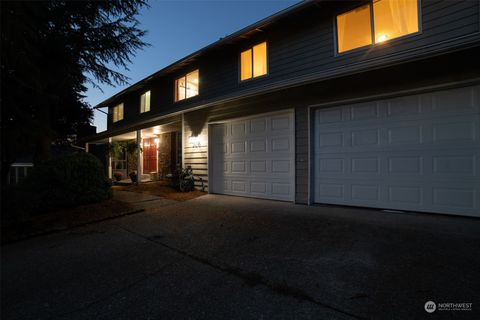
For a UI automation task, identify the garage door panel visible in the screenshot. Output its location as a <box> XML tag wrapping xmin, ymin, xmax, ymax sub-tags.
<box><xmin>314</xmin><ymin>85</ymin><xmax>480</xmax><ymax>216</ymax></box>
<box><xmin>431</xmin><ymin>86</ymin><xmax>478</xmax><ymax>113</ymax></box>
<box><xmin>211</xmin><ymin>111</ymin><xmax>294</xmax><ymax>201</ymax></box>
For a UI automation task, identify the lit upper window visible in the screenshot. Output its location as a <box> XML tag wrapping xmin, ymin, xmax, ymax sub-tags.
<box><xmin>373</xmin><ymin>0</ymin><xmax>419</xmax><ymax>44</ymax></box>
<box><xmin>240</xmin><ymin>42</ymin><xmax>267</xmax><ymax>81</ymax></box>
<box><xmin>336</xmin><ymin>0</ymin><xmax>419</xmax><ymax>53</ymax></box>
<box><xmin>112</xmin><ymin>103</ymin><xmax>124</xmax><ymax>122</ymax></box>
<box><xmin>140</xmin><ymin>90</ymin><xmax>151</xmax><ymax>113</ymax></box>
<box><xmin>175</xmin><ymin>70</ymin><xmax>199</xmax><ymax>102</ymax></box>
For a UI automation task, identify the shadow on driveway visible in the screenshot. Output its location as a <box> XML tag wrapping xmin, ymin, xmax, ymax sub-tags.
<box><xmin>2</xmin><ymin>194</ymin><xmax>479</xmax><ymax>319</ymax></box>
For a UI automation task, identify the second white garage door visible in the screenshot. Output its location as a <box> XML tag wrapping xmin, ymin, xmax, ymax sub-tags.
<box><xmin>210</xmin><ymin>111</ymin><xmax>294</xmax><ymax>201</ymax></box>
<box><xmin>314</xmin><ymin>85</ymin><xmax>480</xmax><ymax>217</ymax></box>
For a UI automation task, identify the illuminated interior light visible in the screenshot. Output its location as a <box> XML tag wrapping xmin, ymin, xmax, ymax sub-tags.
<box><xmin>376</xmin><ymin>34</ymin><xmax>388</xmax><ymax>43</ymax></box>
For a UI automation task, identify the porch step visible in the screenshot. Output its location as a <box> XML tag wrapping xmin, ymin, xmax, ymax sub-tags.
<box><xmin>140</xmin><ymin>174</ymin><xmax>151</xmax><ymax>181</ymax></box>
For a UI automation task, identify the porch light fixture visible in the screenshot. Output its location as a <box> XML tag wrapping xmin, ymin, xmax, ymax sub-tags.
<box><xmin>154</xmin><ymin>138</ymin><xmax>160</xmax><ymax>146</ymax></box>
<box><xmin>188</xmin><ymin>135</ymin><xmax>201</xmax><ymax>148</ymax></box>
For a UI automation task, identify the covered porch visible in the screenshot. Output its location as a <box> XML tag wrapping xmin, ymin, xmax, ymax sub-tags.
<box><xmin>86</xmin><ymin>116</ymin><xmax>182</xmax><ymax>184</ymax></box>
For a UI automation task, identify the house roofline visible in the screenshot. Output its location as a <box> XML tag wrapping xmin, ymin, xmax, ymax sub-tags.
<box><xmin>93</xmin><ymin>0</ymin><xmax>316</xmax><ymax>109</ymax></box>
<box><xmin>83</xmin><ymin>41</ymin><xmax>480</xmax><ymax>144</ymax></box>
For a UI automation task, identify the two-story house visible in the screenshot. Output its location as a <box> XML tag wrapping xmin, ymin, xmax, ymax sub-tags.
<box><xmin>85</xmin><ymin>0</ymin><xmax>480</xmax><ymax>217</ymax></box>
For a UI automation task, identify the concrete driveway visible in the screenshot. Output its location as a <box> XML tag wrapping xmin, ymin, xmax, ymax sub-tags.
<box><xmin>2</xmin><ymin>194</ymin><xmax>479</xmax><ymax>320</ymax></box>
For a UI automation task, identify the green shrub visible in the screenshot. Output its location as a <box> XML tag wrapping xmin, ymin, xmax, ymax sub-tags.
<box><xmin>13</xmin><ymin>152</ymin><xmax>112</xmax><ymax>214</ymax></box>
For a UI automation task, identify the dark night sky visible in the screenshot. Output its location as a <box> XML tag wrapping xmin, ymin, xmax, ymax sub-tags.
<box><xmin>86</xmin><ymin>0</ymin><xmax>299</xmax><ymax>132</ymax></box>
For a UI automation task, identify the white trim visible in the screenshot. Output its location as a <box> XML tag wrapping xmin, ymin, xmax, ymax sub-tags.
<box><xmin>11</xmin><ymin>163</ymin><xmax>33</xmax><ymax>167</ymax></box>
<box><xmin>207</xmin><ymin>123</ymin><xmax>213</xmax><ymax>195</ymax></box>
<box><xmin>108</xmin><ymin>137</ymin><xmax>113</xmax><ymax>179</ymax></box>
<box><xmin>181</xmin><ymin>113</ymin><xmax>185</xmax><ymax>169</ymax></box>
<box><xmin>136</xmin><ymin>130</ymin><xmax>142</xmax><ymax>184</ymax></box>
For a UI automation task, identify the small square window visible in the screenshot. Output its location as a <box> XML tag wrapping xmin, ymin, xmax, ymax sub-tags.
<box><xmin>175</xmin><ymin>70</ymin><xmax>199</xmax><ymax>102</ymax></box>
<box><xmin>140</xmin><ymin>91</ymin><xmax>151</xmax><ymax>113</ymax></box>
<box><xmin>240</xmin><ymin>42</ymin><xmax>267</xmax><ymax>81</ymax></box>
<box><xmin>112</xmin><ymin>103</ymin><xmax>124</xmax><ymax>122</ymax></box>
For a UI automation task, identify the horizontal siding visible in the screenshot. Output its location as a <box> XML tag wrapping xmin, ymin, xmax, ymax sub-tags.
<box><xmin>106</xmin><ymin>0</ymin><xmax>479</xmax><ymax>134</ymax></box>
<box><xmin>183</xmin><ymin>111</ymin><xmax>209</xmax><ymax>191</ymax></box>
<box><xmin>295</xmin><ymin>105</ymin><xmax>309</xmax><ymax>204</ymax></box>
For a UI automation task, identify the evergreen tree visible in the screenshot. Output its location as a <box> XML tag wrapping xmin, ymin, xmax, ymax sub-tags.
<box><xmin>1</xmin><ymin>0</ymin><xmax>148</xmax><ymax>182</ymax></box>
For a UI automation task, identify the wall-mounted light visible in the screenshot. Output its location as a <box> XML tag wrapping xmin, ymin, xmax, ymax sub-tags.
<box><xmin>188</xmin><ymin>135</ymin><xmax>201</xmax><ymax>148</ymax></box>
<box><xmin>154</xmin><ymin>138</ymin><xmax>160</xmax><ymax>146</ymax></box>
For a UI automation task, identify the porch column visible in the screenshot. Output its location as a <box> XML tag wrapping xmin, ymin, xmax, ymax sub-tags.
<box><xmin>108</xmin><ymin>138</ymin><xmax>112</xmax><ymax>179</ymax></box>
<box><xmin>85</xmin><ymin>142</ymin><xmax>90</xmax><ymax>153</ymax></box>
<box><xmin>181</xmin><ymin>113</ymin><xmax>185</xmax><ymax>169</ymax></box>
<box><xmin>136</xmin><ymin>130</ymin><xmax>143</xmax><ymax>184</ymax></box>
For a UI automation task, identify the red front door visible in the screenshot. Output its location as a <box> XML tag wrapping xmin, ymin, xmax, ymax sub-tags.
<box><xmin>143</xmin><ymin>138</ymin><xmax>157</xmax><ymax>174</ymax></box>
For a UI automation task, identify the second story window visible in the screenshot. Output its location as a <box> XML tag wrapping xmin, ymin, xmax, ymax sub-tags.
<box><xmin>336</xmin><ymin>0</ymin><xmax>419</xmax><ymax>53</ymax></box>
<box><xmin>175</xmin><ymin>70</ymin><xmax>199</xmax><ymax>102</ymax></box>
<box><xmin>240</xmin><ymin>42</ymin><xmax>267</xmax><ymax>81</ymax></box>
<box><xmin>140</xmin><ymin>90</ymin><xmax>151</xmax><ymax>113</ymax></box>
<box><xmin>112</xmin><ymin>103</ymin><xmax>124</xmax><ymax>122</ymax></box>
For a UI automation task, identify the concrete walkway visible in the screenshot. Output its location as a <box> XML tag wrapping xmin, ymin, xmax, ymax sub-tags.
<box><xmin>2</xmin><ymin>194</ymin><xmax>479</xmax><ymax>319</ymax></box>
<box><xmin>113</xmin><ymin>189</ymin><xmax>178</xmax><ymax>210</ymax></box>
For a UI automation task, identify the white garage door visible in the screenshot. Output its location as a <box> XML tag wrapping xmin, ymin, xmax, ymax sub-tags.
<box><xmin>314</xmin><ymin>85</ymin><xmax>480</xmax><ymax>217</ymax></box>
<box><xmin>210</xmin><ymin>111</ymin><xmax>294</xmax><ymax>201</ymax></box>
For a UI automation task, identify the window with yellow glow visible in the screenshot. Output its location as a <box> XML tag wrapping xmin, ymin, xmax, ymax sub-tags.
<box><xmin>140</xmin><ymin>90</ymin><xmax>150</xmax><ymax>113</ymax></box>
<box><xmin>175</xmin><ymin>70</ymin><xmax>199</xmax><ymax>102</ymax></box>
<box><xmin>373</xmin><ymin>0</ymin><xmax>419</xmax><ymax>44</ymax></box>
<box><xmin>240</xmin><ymin>42</ymin><xmax>267</xmax><ymax>81</ymax></box>
<box><xmin>112</xmin><ymin>103</ymin><xmax>124</xmax><ymax>122</ymax></box>
<box><xmin>337</xmin><ymin>4</ymin><xmax>372</xmax><ymax>53</ymax></box>
<box><xmin>336</xmin><ymin>0</ymin><xmax>419</xmax><ymax>53</ymax></box>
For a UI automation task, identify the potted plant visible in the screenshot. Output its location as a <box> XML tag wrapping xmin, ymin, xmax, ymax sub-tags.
<box><xmin>129</xmin><ymin>171</ymin><xmax>138</xmax><ymax>184</ymax></box>
<box><xmin>113</xmin><ymin>171</ymin><xmax>123</xmax><ymax>181</ymax></box>
<box><xmin>173</xmin><ymin>166</ymin><xmax>195</xmax><ymax>192</ymax></box>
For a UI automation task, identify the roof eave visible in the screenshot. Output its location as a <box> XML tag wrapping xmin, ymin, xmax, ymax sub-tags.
<box><xmin>93</xmin><ymin>0</ymin><xmax>316</xmax><ymax>109</ymax></box>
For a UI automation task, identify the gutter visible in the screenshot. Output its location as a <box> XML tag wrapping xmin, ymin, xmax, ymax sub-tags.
<box><xmin>83</xmin><ymin>34</ymin><xmax>480</xmax><ymax>143</ymax></box>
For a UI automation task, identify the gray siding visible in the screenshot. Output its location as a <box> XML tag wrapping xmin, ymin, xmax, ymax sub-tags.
<box><xmin>295</xmin><ymin>105</ymin><xmax>309</xmax><ymax>204</ymax></box>
<box><xmin>106</xmin><ymin>0</ymin><xmax>480</xmax><ymax>131</ymax></box>
<box><xmin>183</xmin><ymin>110</ymin><xmax>209</xmax><ymax>191</ymax></box>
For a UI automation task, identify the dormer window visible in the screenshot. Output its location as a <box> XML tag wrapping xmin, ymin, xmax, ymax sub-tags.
<box><xmin>240</xmin><ymin>42</ymin><xmax>267</xmax><ymax>81</ymax></box>
<box><xmin>112</xmin><ymin>103</ymin><xmax>124</xmax><ymax>122</ymax></box>
<box><xmin>175</xmin><ymin>70</ymin><xmax>199</xmax><ymax>102</ymax></box>
<box><xmin>140</xmin><ymin>90</ymin><xmax>151</xmax><ymax>113</ymax></box>
<box><xmin>336</xmin><ymin>0</ymin><xmax>419</xmax><ymax>53</ymax></box>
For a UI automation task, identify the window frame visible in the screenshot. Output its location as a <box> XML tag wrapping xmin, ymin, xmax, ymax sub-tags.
<box><xmin>174</xmin><ymin>69</ymin><xmax>199</xmax><ymax>102</ymax></box>
<box><xmin>140</xmin><ymin>90</ymin><xmax>151</xmax><ymax>114</ymax></box>
<box><xmin>112</xmin><ymin>103</ymin><xmax>124</xmax><ymax>123</ymax></box>
<box><xmin>334</xmin><ymin>0</ymin><xmax>422</xmax><ymax>55</ymax></box>
<box><xmin>238</xmin><ymin>41</ymin><xmax>269</xmax><ymax>83</ymax></box>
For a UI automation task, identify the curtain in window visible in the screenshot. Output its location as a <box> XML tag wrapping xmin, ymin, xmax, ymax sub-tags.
<box><xmin>337</xmin><ymin>4</ymin><xmax>372</xmax><ymax>53</ymax></box>
<box><xmin>374</xmin><ymin>0</ymin><xmax>418</xmax><ymax>41</ymax></box>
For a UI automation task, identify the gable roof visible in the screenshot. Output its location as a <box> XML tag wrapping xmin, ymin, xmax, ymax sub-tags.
<box><xmin>94</xmin><ymin>0</ymin><xmax>316</xmax><ymax>109</ymax></box>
